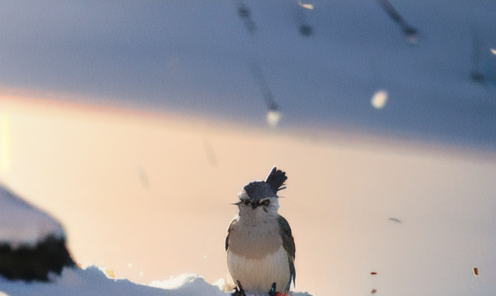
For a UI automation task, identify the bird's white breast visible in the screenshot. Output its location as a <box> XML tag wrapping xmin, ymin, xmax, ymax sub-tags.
<box><xmin>227</xmin><ymin>245</ymin><xmax>290</xmax><ymax>294</ymax></box>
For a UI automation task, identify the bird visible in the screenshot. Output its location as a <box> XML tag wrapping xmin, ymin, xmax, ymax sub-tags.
<box><xmin>225</xmin><ymin>166</ymin><xmax>295</xmax><ymax>296</ymax></box>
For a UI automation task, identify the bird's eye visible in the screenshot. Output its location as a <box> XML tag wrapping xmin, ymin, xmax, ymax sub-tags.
<box><xmin>243</xmin><ymin>200</ymin><xmax>250</xmax><ymax>206</ymax></box>
<box><xmin>261</xmin><ymin>199</ymin><xmax>270</xmax><ymax>206</ymax></box>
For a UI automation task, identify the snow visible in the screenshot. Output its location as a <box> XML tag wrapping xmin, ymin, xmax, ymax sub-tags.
<box><xmin>0</xmin><ymin>267</ymin><xmax>312</xmax><ymax>296</ymax></box>
<box><xmin>0</xmin><ymin>185</ymin><xmax>65</xmax><ymax>249</ymax></box>
<box><xmin>0</xmin><ymin>267</ymin><xmax>215</xmax><ymax>296</ymax></box>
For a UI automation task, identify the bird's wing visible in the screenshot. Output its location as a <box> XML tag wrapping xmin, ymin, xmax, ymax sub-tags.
<box><xmin>278</xmin><ymin>215</ymin><xmax>296</xmax><ymax>288</ymax></box>
<box><xmin>225</xmin><ymin>231</ymin><xmax>230</xmax><ymax>251</ymax></box>
<box><xmin>225</xmin><ymin>218</ymin><xmax>235</xmax><ymax>251</ymax></box>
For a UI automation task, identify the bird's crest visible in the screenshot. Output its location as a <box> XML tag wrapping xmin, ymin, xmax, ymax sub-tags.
<box><xmin>264</xmin><ymin>166</ymin><xmax>287</xmax><ymax>193</ymax></box>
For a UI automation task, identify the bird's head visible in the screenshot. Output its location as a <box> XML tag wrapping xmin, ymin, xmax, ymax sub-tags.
<box><xmin>235</xmin><ymin>166</ymin><xmax>287</xmax><ymax>217</ymax></box>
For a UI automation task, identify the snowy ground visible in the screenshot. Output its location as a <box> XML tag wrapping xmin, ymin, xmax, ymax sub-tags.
<box><xmin>2</xmin><ymin>268</ymin><xmax>215</xmax><ymax>296</ymax></box>
<box><xmin>0</xmin><ymin>266</ymin><xmax>309</xmax><ymax>296</ymax></box>
<box><xmin>1</xmin><ymin>267</ymin><xmax>314</xmax><ymax>296</ymax></box>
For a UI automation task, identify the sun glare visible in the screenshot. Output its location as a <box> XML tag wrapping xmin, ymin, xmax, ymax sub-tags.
<box><xmin>371</xmin><ymin>89</ymin><xmax>388</xmax><ymax>109</ymax></box>
<box><xmin>298</xmin><ymin>1</ymin><xmax>314</xmax><ymax>10</ymax></box>
<box><xmin>267</xmin><ymin>110</ymin><xmax>282</xmax><ymax>127</ymax></box>
<box><xmin>0</xmin><ymin>112</ymin><xmax>11</xmax><ymax>179</ymax></box>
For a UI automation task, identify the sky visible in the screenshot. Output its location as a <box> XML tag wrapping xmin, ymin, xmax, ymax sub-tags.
<box><xmin>1</xmin><ymin>0</ymin><xmax>496</xmax><ymax>149</ymax></box>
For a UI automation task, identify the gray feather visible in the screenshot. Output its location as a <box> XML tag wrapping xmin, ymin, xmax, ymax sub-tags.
<box><xmin>278</xmin><ymin>215</ymin><xmax>296</xmax><ymax>289</ymax></box>
<box><xmin>225</xmin><ymin>220</ymin><xmax>233</xmax><ymax>251</ymax></box>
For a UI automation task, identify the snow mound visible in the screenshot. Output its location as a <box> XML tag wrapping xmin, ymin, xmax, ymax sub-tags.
<box><xmin>0</xmin><ymin>185</ymin><xmax>65</xmax><ymax>249</ymax></box>
<box><xmin>0</xmin><ymin>267</ymin><xmax>313</xmax><ymax>296</ymax></box>
<box><xmin>151</xmin><ymin>273</ymin><xmax>227</xmax><ymax>296</ymax></box>
<box><xmin>0</xmin><ymin>185</ymin><xmax>75</xmax><ymax>281</ymax></box>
